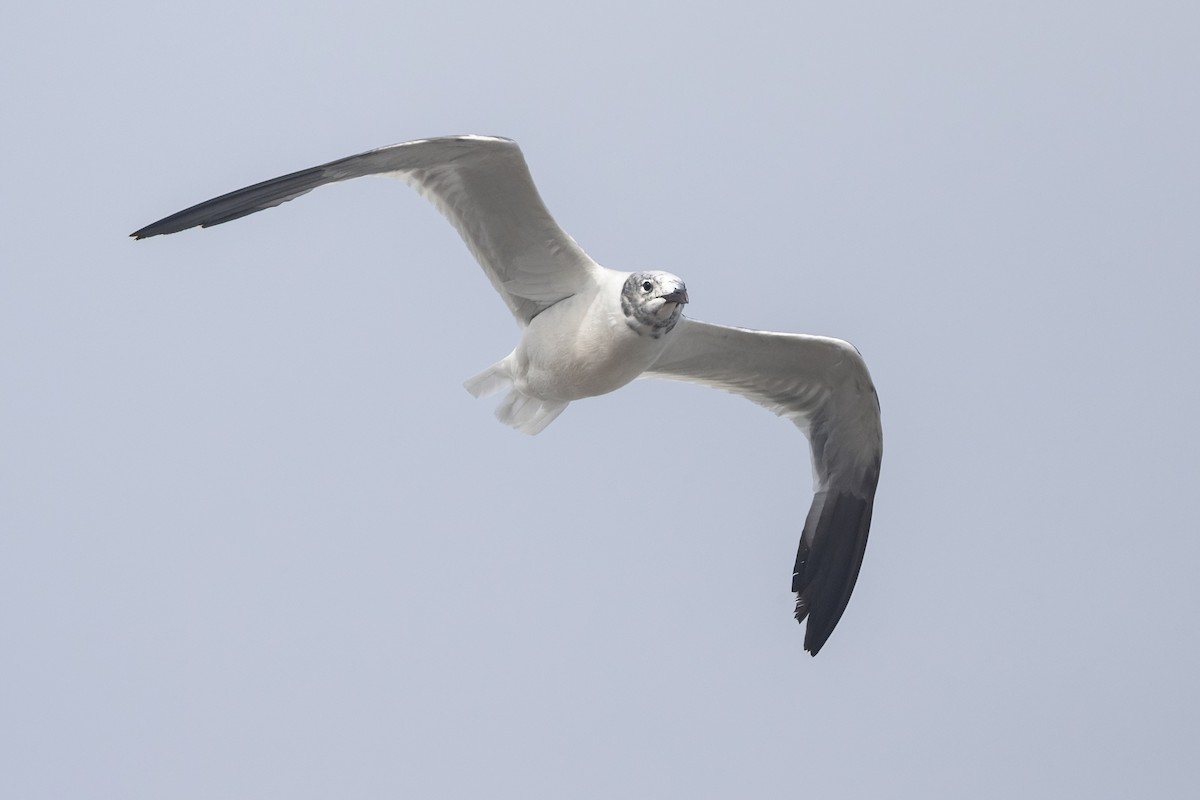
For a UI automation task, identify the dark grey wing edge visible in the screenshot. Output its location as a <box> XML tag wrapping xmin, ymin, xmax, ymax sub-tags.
<box><xmin>792</xmin><ymin>488</ymin><xmax>876</xmax><ymax>656</ymax></box>
<box><xmin>129</xmin><ymin>136</ymin><xmax>521</xmax><ymax>239</ymax></box>
<box><xmin>131</xmin><ymin>163</ymin><xmax>338</xmax><ymax>239</ymax></box>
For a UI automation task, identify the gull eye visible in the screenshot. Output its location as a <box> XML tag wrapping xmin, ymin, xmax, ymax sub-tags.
<box><xmin>641</xmin><ymin>280</ymin><xmax>653</xmax><ymax>292</ymax></box>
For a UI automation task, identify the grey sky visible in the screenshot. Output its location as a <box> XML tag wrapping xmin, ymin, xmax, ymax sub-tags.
<box><xmin>3</xmin><ymin>1</ymin><xmax>1198</xmax><ymax>797</ymax></box>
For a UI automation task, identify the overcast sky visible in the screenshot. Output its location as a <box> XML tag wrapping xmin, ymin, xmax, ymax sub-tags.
<box><xmin>3</xmin><ymin>2</ymin><xmax>1199</xmax><ymax>798</ymax></box>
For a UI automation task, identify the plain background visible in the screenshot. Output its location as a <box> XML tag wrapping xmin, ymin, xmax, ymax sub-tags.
<box><xmin>3</xmin><ymin>2</ymin><xmax>1198</xmax><ymax>797</ymax></box>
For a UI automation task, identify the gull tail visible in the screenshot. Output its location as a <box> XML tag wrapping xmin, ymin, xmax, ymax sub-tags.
<box><xmin>463</xmin><ymin>359</ymin><xmax>513</xmax><ymax>400</ymax></box>
<box><xmin>464</xmin><ymin>359</ymin><xmax>568</xmax><ymax>436</ymax></box>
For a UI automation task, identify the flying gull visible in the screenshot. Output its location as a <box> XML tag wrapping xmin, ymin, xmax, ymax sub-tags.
<box><xmin>132</xmin><ymin>135</ymin><xmax>883</xmax><ymax>656</ymax></box>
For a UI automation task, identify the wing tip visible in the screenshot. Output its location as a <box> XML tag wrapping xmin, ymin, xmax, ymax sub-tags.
<box><xmin>791</xmin><ymin>490</ymin><xmax>875</xmax><ymax>657</ymax></box>
<box><xmin>129</xmin><ymin>219</ymin><xmax>192</xmax><ymax>239</ymax></box>
<box><xmin>801</xmin><ymin>615</ymin><xmax>833</xmax><ymax>656</ymax></box>
<box><xmin>793</xmin><ymin>597</ymin><xmax>826</xmax><ymax>657</ymax></box>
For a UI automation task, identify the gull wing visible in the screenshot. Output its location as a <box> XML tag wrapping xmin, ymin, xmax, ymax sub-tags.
<box><xmin>645</xmin><ymin>317</ymin><xmax>883</xmax><ymax>656</ymax></box>
<box><xmin>131</xmin><ymin>135</ymin><xmax>601</xmax><ymax>324</ymax></box>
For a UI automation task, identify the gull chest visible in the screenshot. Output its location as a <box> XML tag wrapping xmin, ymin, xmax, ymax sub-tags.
<box><xmin>513</xmin><ymin>296</ymin><xmax>669</xmax><ymax>402</ymax></box>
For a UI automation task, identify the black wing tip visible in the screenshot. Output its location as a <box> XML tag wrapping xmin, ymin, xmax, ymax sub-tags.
<box><xmin>129</xmin><ymin>220</ymin><xmax>192</xmax><ymax>239</ymax></box>
<box><xmin>129</xmin><ymin>211</ymin><xmax>212</xmax><ymax>240</ymax></box>
<box><xmin>793</xmin><ymin>598</ymin><xmax>826</xmax><ymax>657</ymax></box>
<box><xmin>791</xmin><ymin>491</ymin><xmax>876</xmax><ymax>657</ymax></box>
<box><xmin>800</xmin><ymin>592</ymin><xmax>851</xmax><ymax>656</ymax></box>
<box><xmin>129</xmin><ymin>161</ymin><xmax>335</xmax><ymax>243</ymax></box>
<box><xmin>802</xmin><ymin>618</ymin><xmax>832</xmax><ymax>656</ymax></box>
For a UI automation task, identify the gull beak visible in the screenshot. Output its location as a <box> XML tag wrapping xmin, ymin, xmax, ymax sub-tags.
<box><xmin>661</xmin><ymin>287</ymin><xmax>689</xmax><ymax>305</ymax></box>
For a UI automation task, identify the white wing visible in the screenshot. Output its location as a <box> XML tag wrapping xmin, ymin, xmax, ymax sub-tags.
<box><xmin>645</xmin><ymin>317</ymin><xmax>883</xmax><ymax>655</ymax></box>
<box><xmin>131</xmin><ymin>135</ymin><xmax>601</xmax><ymax>324</ymax></box>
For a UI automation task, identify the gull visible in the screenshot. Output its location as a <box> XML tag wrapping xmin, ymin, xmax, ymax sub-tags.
<box><xmin>132</xmin><ymin>135</ymin><xmax>883</xmax><ymax>656</ymax></box>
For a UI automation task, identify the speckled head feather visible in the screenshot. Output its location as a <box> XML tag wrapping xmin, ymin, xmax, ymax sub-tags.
<box><xmin>620</xmin><ymin>271</ymin><xmax>689</xmax><ymax>338</ymax></box>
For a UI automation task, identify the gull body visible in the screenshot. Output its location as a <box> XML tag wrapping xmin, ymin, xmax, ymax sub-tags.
<box><xmin>132</xmin><ymin>135</ymin><xmax>882</xmax><ymax>656</ymax></box>
<box><xmin>468</xmin><ymin>269</ymin><xmax>688</xmax><ymax>432</ymax></box>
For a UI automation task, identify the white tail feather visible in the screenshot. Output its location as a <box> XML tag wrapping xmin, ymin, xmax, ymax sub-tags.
<box><xmin>463</xmin><ymin>359</ymin><xmax>513</xmax><ymax>399</ymax></box>
<box><xmin>464</xmin><ymin>358</ymin><xmax>569</xmax><ymax>435</ymax></box>
<box><xmin>494</xmin><ymin>392</ymin><xmax>568</xmax><ymax>435</ymax></box>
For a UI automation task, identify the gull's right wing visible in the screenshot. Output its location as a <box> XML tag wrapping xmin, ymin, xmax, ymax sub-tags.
<box><xmin>132</xmin><ymin>136</ymin><xmax>601</xmax><ymax>325</ymax></box>
<box><xmin>645</xmin><ymin>317</ymin><xmax>883</xmax><ymax>655</ymax></box>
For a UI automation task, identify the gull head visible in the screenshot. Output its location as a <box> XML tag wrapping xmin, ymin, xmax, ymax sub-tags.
<box><xmin>620</xmin><ymin>271</ymin><xmax>689</xmax><ymax>338</ymax></box>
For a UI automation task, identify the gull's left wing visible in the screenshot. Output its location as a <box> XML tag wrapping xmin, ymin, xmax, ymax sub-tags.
<box><xmin>645</xmin><ymin>317</ymin><xmax>883</xmax><ymax>655</ymax></box>
<box><xmin>131</xmin><ymin>136</ymin><xmax>600</xmax><ymax>325</ymax></box>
